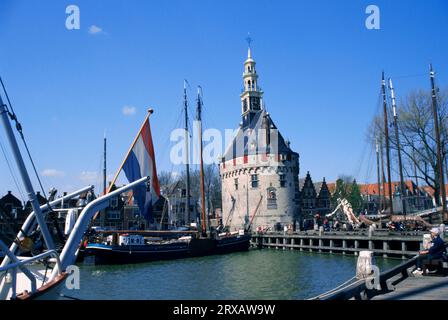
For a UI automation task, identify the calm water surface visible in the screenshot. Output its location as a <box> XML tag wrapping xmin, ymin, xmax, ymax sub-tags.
<box><xmin>65</xmin><ymin>249</ymin><xmax>401</xmax><ymax>300</ymax></box>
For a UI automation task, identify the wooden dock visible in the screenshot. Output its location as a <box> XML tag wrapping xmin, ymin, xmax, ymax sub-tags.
<box><xmin>252</xmin><ymin>230</ymin><xmax>426</xmax><ymax>259</ymax></box>
<box><xmin>372</xmin><ymin>276</ymin><xmax>448</xmax><ymax>300</ymax></box>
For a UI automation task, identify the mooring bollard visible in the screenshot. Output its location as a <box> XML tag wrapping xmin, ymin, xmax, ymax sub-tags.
<box><xmin>368</xmin><ymin>225</ymin><xmax>374</xmax><ymax>238</ymax></box>
<box><xmin>356</xmin><ymin>251</ymin><xmax>374</xmax><ymax>279</ymax></box>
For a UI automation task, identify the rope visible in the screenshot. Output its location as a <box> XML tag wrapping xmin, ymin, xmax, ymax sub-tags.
<box><xmin>0</xmin><ymin>136</ymin><xmax>25</xmax><ymax>202</ymax></box>
<box><xmin>0</xmin><ymin>77</ymin><xmax>48</xmax><ymax>199</ymax></box>
<box><xmin>390</xmin><ymin>73</ymin><xmax>427</xmax><ymax>80</ymax></box>
<box><xmin>41</xmin><ymin>259</ymin><xmax>50</xmax><ymax>286</ymax></box>
<box><xmin>58</xmin><ymin>294</ymin><xmax>82</xmax><ymax>300</ymax></box>
<box><xmin>308</xmin><ymin>276</ymin><xmax>360</xmax><ymax>300</ymax></box>
<box><xmin>0</xmin><ymin>77</ymin><xmax>64</xmax><ymax>243</ymax></box>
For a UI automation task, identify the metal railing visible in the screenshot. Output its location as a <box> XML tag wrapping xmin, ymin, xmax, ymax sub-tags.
<box><xmin>0</xmin><ymin>240</ymin><xmax>62</xmax><ymax>299</ymax></box>
<box><xmin>0</xmin><ymin>185</ymin><xmax>94</xmax><ymax>270</ymax></box>
<box><xmin>49</xmin><ymin>176</ymin><xmax>149</xmax><ymax>280</ymax></box>
<box><xmin>1</xmin><ymin>178</ymin><xmax>148</xmax><ymax>299</ymax></box>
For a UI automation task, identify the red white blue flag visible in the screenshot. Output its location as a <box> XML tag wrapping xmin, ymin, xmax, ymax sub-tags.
<box><xmin>122</xmin><ymin>118</ymin><xmax>160</xmax><ymax>222</ymax></box>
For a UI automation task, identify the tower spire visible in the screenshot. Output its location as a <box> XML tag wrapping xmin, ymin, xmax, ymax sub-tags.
<box><xmin>240</xmin><ymin>36</ymin><xmax>263</xmax><ymax>129</ymax></box>
<box><xmin>246</xmin><ymin>33</ymin><xmax>252</xmax><ymax>59</ymax></box>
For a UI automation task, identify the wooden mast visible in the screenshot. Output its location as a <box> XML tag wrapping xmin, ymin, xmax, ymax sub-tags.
<box><xmin>184</xmin><ymin>81</ymin><xmax>192</xmax><ymax>225</ymax></box>
<box><xmin>380</xmin><ymin>135</ymin><xmax>386</xmax><ymax>211</ymax></box>
<box><xmin>382</xmin><ymin>72</ymin><xmax>394</xmax><ymax>215</ymax></box>
<box><xmin>103</xmin><ymin>131</ymin><xmax>107</xmax><ymax>195</ymax></box>
<box><xmin>375</xmin><ymin>138</ymin><xmax>382</xmax><ymax>213</ymax></box>
<box><xmin>429</xmin><ymin>64</ymin><xmax>447</xmax><ymax>221</ymax></box>
<box><xmin>389</xmin><ymin>78</ymin><xmax>407</xmax><ymax>216</ymax></box>
<box><xmin>196</xmin><ymin>87</ymin><xmax>207</xmax><ymax>236</ymax></box>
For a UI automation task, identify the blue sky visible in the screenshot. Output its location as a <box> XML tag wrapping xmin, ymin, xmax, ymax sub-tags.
<box><xmin>0</xmin><ymin>0</ymin><xmax>447</xmax><ymax>200</ymax></box>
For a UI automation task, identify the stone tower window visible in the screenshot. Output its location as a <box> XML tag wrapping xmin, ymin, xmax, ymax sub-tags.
<box><xmin>234</xmin><ymin>178</ymin><xmax>239</xmax><ymax>190</ymax></box>
<box><xmin>280</xmin><ymin>174</ymin><xmax>286</xmax><ymax>188</ymax></box>
<box><xmin>251</xmin><ymin>174</ymin><xmax>259</xmax><ymax>188</ymax></box>
<box><xmin>267</xmin><ymin>187</ymin><xmax>277</xmax><ymax>209</ymax></box>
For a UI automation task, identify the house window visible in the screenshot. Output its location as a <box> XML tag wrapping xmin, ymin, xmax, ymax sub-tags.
<box><xmin>110</xmin><ymin>197</ymin><xmax>118</xmax><ymax>208</ymax></box>
<box><xmin>251</xmin><ymin>174</ymin><xmax>259</xmax><ymax>188</ymax></box>
<box><xmin>234</xmin><ymin>178</ymin><xmax>239</xmax><ymax>190</ymax></box>
<box><xmin>279</xmin><ymin>174</ymin><xmax>286</xmax><ymax>188</ymax></box>
<box><xmin>107</xmin><ymin>210</ymin><xmax>120</xmax><ymax>220</ymax></box>
<box><xmin>5</xmin><ymin>204</ymin><xmax>12</xmax><ymax>213</ymax></box>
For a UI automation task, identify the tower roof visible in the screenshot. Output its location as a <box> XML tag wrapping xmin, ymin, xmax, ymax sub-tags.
<box><xmin>222</xmin><ymin>109</ymin><xmax>296</xmax><ymax>161</ymax></box>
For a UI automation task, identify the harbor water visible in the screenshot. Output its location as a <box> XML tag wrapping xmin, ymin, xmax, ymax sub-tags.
<box><xmin>64</xmin><ymin>249</ymin><xmax>401</xmax><ymax>300</ymax></box>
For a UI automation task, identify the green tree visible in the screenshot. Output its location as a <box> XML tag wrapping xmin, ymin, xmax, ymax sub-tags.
<box><xmin>331</xmin><ymin>178</ymin><xmax>348</xmax><ymax>205</ymax></box>
<box><xmin>331</xmin><ymin>176</ymin><xmax>363</xmax><ymax>213</ymax></box>
<box><xmin>349</xmin><ymin>179</ymin><xmax>363</xmax><ymax>213</ymax></box>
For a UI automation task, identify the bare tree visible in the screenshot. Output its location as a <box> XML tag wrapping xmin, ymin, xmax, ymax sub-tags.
<box><xmin>369</xmin><ymin>88</ymin><xmax>448</xmax><ymax>204</ymax></box>
<box><xmin>158</xmin><ymin>171</ymin><xmax>176</xmax><ymax>188</ymax></box>
<box><xmin>179</xmin><ymin>165</ymin><xmax>222</xmax><ymax>215</ymax></box>
<box><xmin>203</xmin><ymin>164</ymin><xmax>222</xmax><ymax>216</ymax></box>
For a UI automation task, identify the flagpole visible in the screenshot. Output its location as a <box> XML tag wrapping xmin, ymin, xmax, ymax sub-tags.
<box><xmin>107</xmin><ymin>109</ymin><xmax>154</xmax><ymax>194</ymax></box>
<box><xmin>91</xmin><ymin>109</ymin><xmax>154</xmax><ymax>223</ymax></box>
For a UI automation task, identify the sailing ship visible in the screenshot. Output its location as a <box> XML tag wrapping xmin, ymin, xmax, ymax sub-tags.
<box><xmin>83</xmin><ymin>85</ymin><xmax>251</xmax><ymax>265</ymax></box>
<box><xmin>354</xmin><ymin>71</ymin><xmax>443</xmax><ymax>228</ymax></box>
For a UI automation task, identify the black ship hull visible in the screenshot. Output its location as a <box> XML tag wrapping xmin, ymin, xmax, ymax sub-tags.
<box><xmin>83</xmin><ymin>234</ymin><xmax>251</xmax><ymax>265</ymax></box>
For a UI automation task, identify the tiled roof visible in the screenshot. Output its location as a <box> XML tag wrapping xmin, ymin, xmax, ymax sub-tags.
<box><xmin>422</xmin><ymin>186</ymin><xmax>435</xmax><ymax>198</ymax></box>
<box><xmin>328</xmin><ymin>180</ymin><xmax>435</xmax><ymax>198</ymax></box>
<box><xmin>326</xmin><ymin>183</ymin><xmax>336</xmax><ymax>194</ymax></box>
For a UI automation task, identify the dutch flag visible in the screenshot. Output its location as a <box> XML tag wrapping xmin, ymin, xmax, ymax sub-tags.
<box><xmin>122</xmin><ymin>117</ymin><xmax>160</xmax><ymax>222</ymax></box>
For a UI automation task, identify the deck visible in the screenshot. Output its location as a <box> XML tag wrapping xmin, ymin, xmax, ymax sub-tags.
<box><xmin>309</xmin><ymin>253</ymin><xmax>448</xmax><ymax>300</ymax></box>
<box><xmin>372</xmin><ymin>275</ymin><xmax>448</xmax><ymax>300</ymax></box>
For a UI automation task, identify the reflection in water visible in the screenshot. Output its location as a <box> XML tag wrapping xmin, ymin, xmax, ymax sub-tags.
<box><xmin>66</xmin><ymin>249</ymin><xmax>401</xmax><ymax>300</ymax></box>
